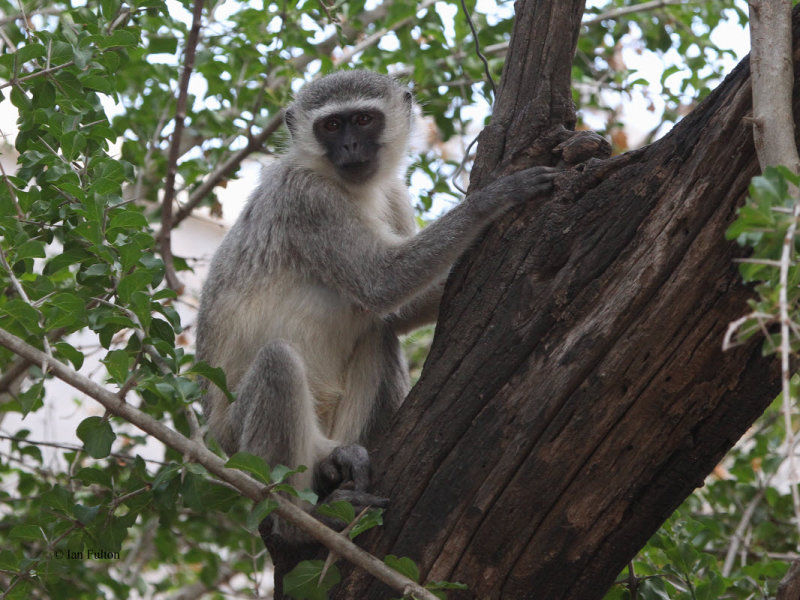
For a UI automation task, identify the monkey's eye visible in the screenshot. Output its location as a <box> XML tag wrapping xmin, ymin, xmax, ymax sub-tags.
<box><xmin>354</xmin><ymin>113</ymin><xmax>373</xmax><ymax>127</ymax></box>
<box><xmin>323</xmin><ymin>117</ymin><xmax>341</xmax><ymax>132</ymax></box>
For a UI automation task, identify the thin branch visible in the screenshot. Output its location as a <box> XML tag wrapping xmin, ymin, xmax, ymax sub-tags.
<box><xmin>0</xmin><ymin>326</ymin><xmax>439</xmax><ymax>600</ymax></box>
<box><xmin>0</xmin><ymin>244</ymin><xmax>52</xmax><ymax>365</ymax></box>
<box><xmin>0</xmin><ymin>60</ymin><xmax>75</xmax><ymax>90</ymax></box>
<box><xmin>159</xmin><ymin>0</ymin><xmax>204</xmax><ymax>292</ymax></box>
<box><xmin>584</xmin><ymin>0</ymin><xmax>700</xmax><ymax>26</ymax></box>
<box><xmin>779</xmin><ymin>200</ymin><xmax>800</xmax><ymax>544</ymax></box>
<box><xmin>163</xmin><ymin>111</ymin><xmax>284</xmax><ymax>233</ymax></box>
<box><xmin>333</xmin><ymin>0</ymin><xmax>437</xmax><ymax>66</ymax></box>
<box><xmin>748</xmin><ymin>0</ymin><xmax>800</xmax><ymax>172</ymax></box>
<box><xmin>722</xmin><ymin>488</ymin><xmax>766</xmax><ymax>576</ymax></box>
<box><xmin>0</xmin><ymin>433</ymin><xmax>169</xmax><ymax>465</ymax></box>
<box><xmin>2</xmin><ymin>522</ymin><xmax>81</xmax><ymax>598</ymax></box>
<box><xmin>0</xmin><ymin>7</ymin><xmax>60</xmax><ymax>26</ymax></box>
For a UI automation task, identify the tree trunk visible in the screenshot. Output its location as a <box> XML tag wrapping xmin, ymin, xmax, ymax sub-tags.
<box><xmin>331</xmin><ymin>2</ymin><xmax>793</xmax><ymax>599</ymax></box>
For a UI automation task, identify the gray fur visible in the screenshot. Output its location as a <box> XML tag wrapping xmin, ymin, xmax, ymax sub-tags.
<box><xmin>195</xmin><ymin>70</ymin><xmax>556</xmax><ymax>512</ymax></box>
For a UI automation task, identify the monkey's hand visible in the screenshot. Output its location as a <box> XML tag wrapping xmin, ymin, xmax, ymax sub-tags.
<box><xmin>474</xmin><ymin>165</ymin><xmax>560</xmax><ymax>211</ymax></box>
<box><xmin>316</xmin><ymin>444</ymin><xmax>389</xmax><ymax>510</ymax></box>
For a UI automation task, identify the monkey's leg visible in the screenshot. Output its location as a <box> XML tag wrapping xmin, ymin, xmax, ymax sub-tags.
<box><xmin>232</xmin><ymin>340</ymin><xmax>387</xmax><ymax>509</ymax></box>
<box><xmin>314</xmin><ymin>326</ymin><xmax>402</xmax><ymax>508</ymax></box>
<box><xmin>231</xmin><ymin>339</ymin><xmax>332</xmax><ymax>493</ymax></box>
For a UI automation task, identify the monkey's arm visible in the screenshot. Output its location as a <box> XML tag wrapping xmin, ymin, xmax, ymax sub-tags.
<box><xmin>385</xmin><ymin>276</ymin><xmax>445</xmax><ymax>334</ymax></box>
<box><xmin>289</xmin><ymin>166</ymin><xmax>557</xmax><ymax>315</ymax></box>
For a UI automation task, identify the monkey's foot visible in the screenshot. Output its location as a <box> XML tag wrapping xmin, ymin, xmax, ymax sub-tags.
<box><xmin>316</xmin><ymin>443</ymin><xmax>389</xmax><ymax>509</ymax></box>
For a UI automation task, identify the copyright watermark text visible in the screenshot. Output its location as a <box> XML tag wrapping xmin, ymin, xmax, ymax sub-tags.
<box><xmin>52</xmin><ymin>549</ymin><xmax>120</xmax><ymax>560</ymax></box>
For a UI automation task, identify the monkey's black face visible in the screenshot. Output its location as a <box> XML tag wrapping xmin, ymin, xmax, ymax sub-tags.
<box><xmin>313</xmin><ymin>109</ymin><xmax>386</xmax><ymax>184</ymax></box>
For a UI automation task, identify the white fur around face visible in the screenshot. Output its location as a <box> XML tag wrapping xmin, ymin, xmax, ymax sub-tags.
<box><xmin>285</xmin><ymin>95</ymin><xmax>416</xmax><ymax>188</ymax></box>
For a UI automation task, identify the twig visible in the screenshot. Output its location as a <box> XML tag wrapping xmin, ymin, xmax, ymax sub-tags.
<box><xmin>163</xmin><ymin>112</ymin><xmax>284</xmax><ymax>233</ymax></box>
<box><xmin>0</xmin><ymin>60</ymin><xmax>75</xmax><ymax>90</ymax></box>
<box><xmin>584</xmin><ymin>0</ymin><xmax>700</xmax><ymax>26</ymax></box>
<box><xmin>722</xmin><ymin>488</ymin><xmax>766</xmax><ymax>576</ymax></box>
<box><xmin>0</xmin><ymin>326</ymin><xmax>439</xmax><ymax>600</ymax></box>
<box><xmin>779</xmin><ymin>200</ymin><xmax>800</xmax><ymax>544</ymax></box>
<box><xmin>2</xmin><ymin>522</ymin><xmax>80</xmax><ymax>598</ymax></box>
<box><xmin>334</xmin><ymin>0</ymin><xmax>437</xmax><ymax>66</ymax></box>
<box><xmin>0</xmin><ymin>7</ymin><xmax>60</xmax><ymax>26</ymax></box>
<box><xmin>319</xmin><ymin>504</ymin><xmax>373</xmax><ymax>584</ymax></box>
<box><xmin>0</xmin><ymin>433</ymin><xmax>169</xmax><ymax>465</ymax></box>
<box><xmin>160</xmin><ymin>0</ymin><xmax>204</xmax><ymax>292</ymax></box>
<box><xmin>0</xmin><ymin>244</ymin><xmax>52</xmax><ymax>364</ymax></box>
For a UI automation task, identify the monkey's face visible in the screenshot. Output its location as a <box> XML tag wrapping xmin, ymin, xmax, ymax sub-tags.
<box><xmin>312</xmin><ymin>109</ymin><xmax>386</xmax><ymax>184</ymax></box>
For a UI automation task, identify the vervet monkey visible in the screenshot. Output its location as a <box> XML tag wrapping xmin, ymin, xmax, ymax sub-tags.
<box><xmin>196</xmin><ymin>70</ymin><xmax>557</xmax><ymax>519</ymax></box>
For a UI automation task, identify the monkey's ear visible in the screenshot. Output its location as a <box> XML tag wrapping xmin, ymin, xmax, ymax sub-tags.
<box><xmin>284</xmin><ymin>108</ymin><xmax>296</xmax><ymax>136</ymax></box>
<box><xmin>403</xmin><ymin>91</ymin><xmax>413</xmax><ymax>107</ymax></box>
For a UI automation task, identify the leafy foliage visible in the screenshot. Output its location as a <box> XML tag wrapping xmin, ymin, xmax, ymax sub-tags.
<box><xmin>605</xmin><ymin>397</ymin><xmax>799</xmax><ymax>599</ymax></box>
<box><xmin>0</xmin><ymin>0</ymin><xmax>785</xmax><ymax>599</ymax></box>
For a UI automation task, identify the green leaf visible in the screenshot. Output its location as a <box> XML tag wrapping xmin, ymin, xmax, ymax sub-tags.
<box><xmin>225</xmin><ymin>452</ymin><xmax>271</xmax><ymax>485</ymax></box>
<box><xmin>107</xmin><ymin>210</ymin><xmax>148</xmax><ymax>231</ymax></box>
<box><xmin>62</xmin><ymin>131</ymin><xmax>87</xmax><ymax>160</ymax></box>
<box><xmin>10</xmin><ymin>524</ymin><xmax>43</xmax><ymax>541</ymax></box>
<box><xmin>188</xmin><ymin>361</ymin><xmax>234</xmax><ymax>402</ymax></box>
<box><xmin>42</xmin><ymin>484</ymin><xmax>73</xmax><ymax>514</ymax></box>
<box><xmin>316</xmin><ymin>501</ymin><xmax>355</xmax><ymax>525</ymax></box>
<box><xmin>638</xmin><ymin>577</ymin><xmax>671</xmax><ymax>600</ymax></box>
<box><xmin>245</xmin><ymin>498</ymin><xmax>280</xmax><ymax>532</ymax></box>
<box><xmin>384</xmin><ymin>555</ymin><xmax>420</xmax><ymax>583</ymax></box>
<box><xmin>16</xmin><ymin>43</ymin><xmax>46</xmax><ymax>64</ymax></box>
<box><xmin>102</xmin><ymin>349</ymin><xmax>130</xmax><ymax>384</ymax></box>
<box><xmin>152</xmin><ymin>462</ymin><xmax>182</xmax><ymax>489</ymax></box>
<box><xmin>284</xmin><ymin>560</ymin><xmax>341</xmax><ymax>600</ymax></box>
<box><xmin>96</xmin><ymin>30</ymin><xmax>139</xmax><ymax>49</ymax></box>
<box><xmin>0</xmin><ymin>550</ymin><xmax>18</xmax><ymax>571</ymax></box>
<box><xmin>76</xmin><ymin>416</ymin><xmax>116</xmax><ymax>458</ymax></box>
<box><xmin>75</xmin><ymin>467</ymin><xmax>112</xmax><ymax>488</ymax></box>
<box><xmin>348</xmin><ymin>507</ymin><xmax>383</xmax><ymax>539</ymax></box>
<box><xmin>13</xmin><ymin>239</ymin><xmax>46</xmax><ymax>261</ymax></box>
<box><xmin>271</xmin><ymin>464</ymin><xmax>300</xmax><ymax>484</ymax></box>
<box><xmin>426</xmin><ymin>580</ymin><xmax>469</xmax><ymax>591</ymax></box>
<box><xmin>118</xmin><ymin>270</ymin><xmax>151</xmax><ymax>301</ymax></box>
<box><xmin>149</xmin><ymin>36</ymin><xmax>178</xmax><ymax>54</ymax></box>
<box><xmin>74</xmin><ymin>504</ymin><xmax>101</xmax><ymax>525</ymax></box>
<box><xmin>17</xmin><ymin>380</ymin><xmax>44</xmax><ymax>416</ymax></box>
<box><xmin>54</xmin><ymin>341</ymin><xmax>85</xmax><ymax>370</ymax></box>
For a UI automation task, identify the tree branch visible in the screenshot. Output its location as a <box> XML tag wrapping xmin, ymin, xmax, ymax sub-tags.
<box><xmin>162</xmin><ymin>0</ymin><xmax>415</xmax><ymax>232</ymax></box>
<box><xmin>0</xmin><ymin>326</ymin><xmax>438</xmax><ymax>600</ymax></box>
<box><xmin>778</xmin><ymin>561</ymin><xmax>800</xmax><ymax>600</ymax></box>
<box><xmin>748</xmin><ymin>0</ymin><xmax>800</xmax><ymax>543</ymax></box>
<box><xmin>584</xmin><ymin>0</ymin><xmax>699</xmax><ymax>26</ymax></box>
<box><xmin>165</xmin><ymin>111</ymin><xmax>284</xmax><ymax>232</ymax></box>
<box><xmin>159</xmin><ymin>0</ymin><xmax>204</xmax><ymax>292</ymax></box>
<box><xmin>748</xmin><ymin>0</ymin><xmax>800</xmax><ymax>172</ymax></box>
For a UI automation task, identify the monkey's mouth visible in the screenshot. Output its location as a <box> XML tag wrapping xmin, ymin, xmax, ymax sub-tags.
<box><xmin>337</xmin><ymin>160</ymin><xmax>377</xmax><ymax>182</ymax></box>
<box><xmin>339</xmin><ymin>161</ymin><xmax>371</xmax><ymax>173</ymax></box>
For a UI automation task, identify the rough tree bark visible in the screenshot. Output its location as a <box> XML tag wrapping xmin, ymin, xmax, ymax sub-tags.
<box><xmin>327</xmin><ymin>1</ymin><xmax>797</xmax><ymax>599</ymax></box>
